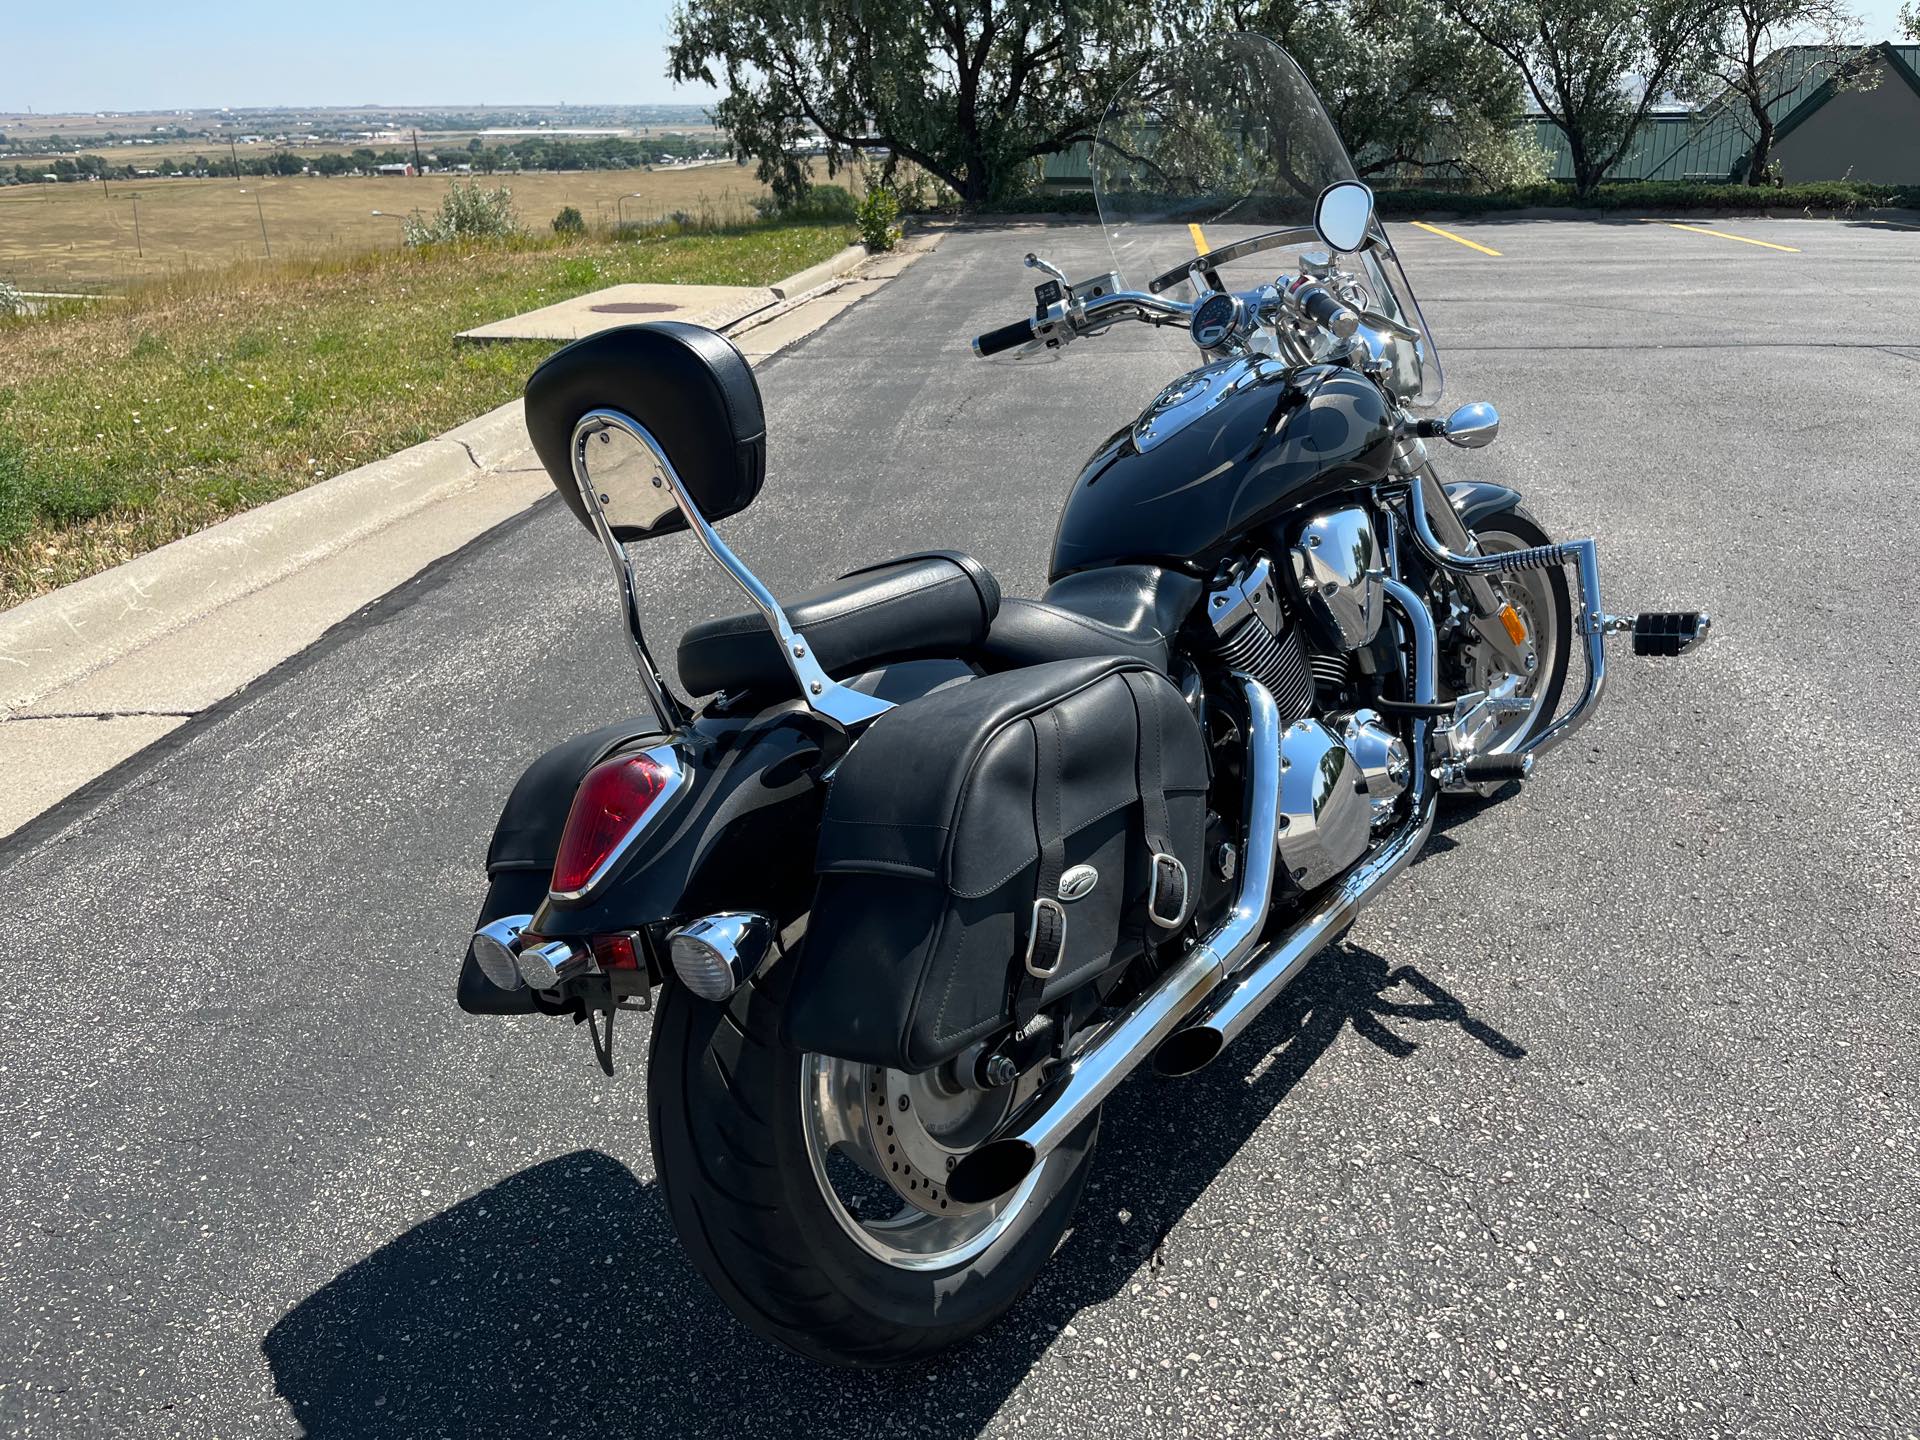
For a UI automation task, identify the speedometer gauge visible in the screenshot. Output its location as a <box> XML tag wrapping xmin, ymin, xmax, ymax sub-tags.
<box><xmin>1190</xmin><ymin>292</ymin><xmax>1244</xmax><ymax>350</ymax></box>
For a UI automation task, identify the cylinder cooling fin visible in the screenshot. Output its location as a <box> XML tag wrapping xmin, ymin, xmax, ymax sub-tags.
<box><xmin>1214</xmin><ymin>611</ymin><xmax>1315</xmax><ymax>723</ymax></box>
<box><xmin>1204</xmin><ymin>553</ymin><xmax>1316</xmax><ymax>724</ymax></box>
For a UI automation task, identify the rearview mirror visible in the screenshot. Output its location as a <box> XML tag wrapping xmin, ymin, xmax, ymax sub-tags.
<box><xmin>1313</xmin><ymin>181</ymin><xmax>1375</xmax><ymax>253</ymax></box>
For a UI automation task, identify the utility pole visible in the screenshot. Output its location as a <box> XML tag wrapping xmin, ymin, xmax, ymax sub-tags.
<box><xmin>411</xmin><ymin>129</ymin><xmax>424</xmax><ymax>176</ymax></box>
<box><xmin>240</xmin><ymin>188</ymin><xmax>271</xmax><ymax>257</ymax></box>
<box><xmin>126</xmin><ymin>194</ymin><xmax>142</xmax><ymax>257</ymax></box>
<box><xmin>228</xmin><ymin>134</ymin><xmax>242</xmax><ymax>183</ymax></box>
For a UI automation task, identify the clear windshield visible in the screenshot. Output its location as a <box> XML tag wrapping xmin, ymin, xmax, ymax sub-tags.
<box><xmin>1092</xmin><ymin>32</ymin><xmax>1443</xmax><ymax>405</ymax></box>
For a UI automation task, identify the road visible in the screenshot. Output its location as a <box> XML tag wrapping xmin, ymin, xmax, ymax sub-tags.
<box><xmin>3</xmin><ymin>215</ymin><xmax>1917</xmax><ymax>1438</ymax></box>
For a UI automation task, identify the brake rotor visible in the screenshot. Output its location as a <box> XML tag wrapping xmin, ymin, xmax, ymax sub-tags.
<box><xmin>856</xmin><ymin>1063</ymin><xmax>1017</xmax><ymax>1218</ymax></box>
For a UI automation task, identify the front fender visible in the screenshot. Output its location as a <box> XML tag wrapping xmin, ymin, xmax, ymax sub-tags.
<box><xmin>1444</xmin><ymin>480</ymin><xmax>1524</xmax><ymax>530</ymax></box>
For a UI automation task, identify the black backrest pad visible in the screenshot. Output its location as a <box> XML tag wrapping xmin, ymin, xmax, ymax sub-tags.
<box><xmin>523</xmin><ymin>322</ymin><xmax>767</xmax><ymax>538</ymax></box>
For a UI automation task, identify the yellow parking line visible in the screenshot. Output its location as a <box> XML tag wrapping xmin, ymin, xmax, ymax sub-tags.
<box><xmin>1653</xmin><ymin>220</ymin><xmax>1799</xmax><ymax>252</ymax></box>
<box><xmin>1409</xmin><ymin>220</ymin><xmax>1501</xmax><ymax>256</ymax></box>
<box><xmin>1188</xmin><ymin>222</ymin><xmax>1210</xmax><ymax>254</ymax></box>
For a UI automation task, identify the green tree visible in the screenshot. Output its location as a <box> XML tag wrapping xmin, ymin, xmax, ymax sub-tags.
<box><xmin>669</xmin><ymin>0</ymin><xmax>1158</xmax><ymax>208</ymax></box>
<box><xmin>1234</xmin><ymin>0</ymin><xmax>1531</xmax><ymax>187</ymax></box>
<box><xmin>1901</xmin><ymin>0</ymin><xmax>1917</xmax><ymax>36</ymax></box>
<box><xmin>1446</xmin><ymin>0</ymin><xmax>1721</xmax><ymax>196</ymax></box>
<box><xmin>1684</xmin><ymin>0</ymin><xmax>1858</xmax><ymax>185</ymax></box>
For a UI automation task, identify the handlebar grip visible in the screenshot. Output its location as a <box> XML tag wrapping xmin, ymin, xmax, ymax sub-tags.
<box><xmin>972</xmin><ymin>318</ymin><xmax>1036</xmax><ymax>358</ymax></box>
<box><xmin>1294</xmin><ymin>283</ymin><xmax>1359</xmax><ymax>340</ymax></box>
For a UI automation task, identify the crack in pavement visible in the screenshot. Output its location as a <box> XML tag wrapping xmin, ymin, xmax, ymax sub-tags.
<box><xmin>4</xmin><ymin>710</ymin><xmax>198</xmax><ymax>721</ymax></box>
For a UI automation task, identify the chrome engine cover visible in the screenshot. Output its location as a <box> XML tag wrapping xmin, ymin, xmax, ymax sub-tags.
<box><xmin>1289</xmin><ymin>507</ymin><xmax>1385</xmax><ymax>651</ymax></box>
<box><xmin>1336</xmin><ymin>708</ymin><xmax>1412</xmax><ymax>824</ymax></box>
<box><xmin>1276</xmin><ymin>718</ymin><xmax>1373</xmax><ymax>889</ymax></box>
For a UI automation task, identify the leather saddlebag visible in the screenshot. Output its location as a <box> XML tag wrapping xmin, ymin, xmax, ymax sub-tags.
<box><xmin>786</xmin><ymin>655</ymin><xmax>1208</xmax><ymax>1071</ymax></box>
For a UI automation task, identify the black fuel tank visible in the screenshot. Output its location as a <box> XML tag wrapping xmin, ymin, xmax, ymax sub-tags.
<box><xmin>1048</xmin><ymin>361</ymin><xmax>1395</xmax><ymax>580</ymax></box>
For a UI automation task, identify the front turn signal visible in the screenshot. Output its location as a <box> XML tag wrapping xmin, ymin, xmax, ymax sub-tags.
<box><xmin>1498</xmin><ymin>603</ymin><xmax>1528</xmax><ymax>647</ymax></box>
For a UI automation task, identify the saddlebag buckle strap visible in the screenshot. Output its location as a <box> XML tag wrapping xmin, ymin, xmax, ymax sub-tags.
<box><xmin>1024</xmin><ymin>897</ymin><xmax>1069</xmax><ymax>979</ymax></box>
<box><xmin>1148</xmin><ymin>853</ymin><xmax>1190</xmax><ymax>930</ymax></box>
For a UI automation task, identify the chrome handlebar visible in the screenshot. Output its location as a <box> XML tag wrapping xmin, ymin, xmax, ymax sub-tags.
<box><xmin>971</xmin><ymin>266</ymin><xmax>1393</xmax><ymax>359</ymax></box>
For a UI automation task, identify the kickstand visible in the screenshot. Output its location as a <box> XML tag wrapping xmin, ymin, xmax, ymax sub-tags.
<box><xmin>586</xmin><ymin>1005</ymin><xmax>617</xmax><ymax>1077</ymax></box>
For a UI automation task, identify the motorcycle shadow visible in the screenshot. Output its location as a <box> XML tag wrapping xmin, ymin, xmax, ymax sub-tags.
<box><xmin>262</xmin><ymin>944</ymin><xmax>1522</xmax><ymax>1439</ymax></box>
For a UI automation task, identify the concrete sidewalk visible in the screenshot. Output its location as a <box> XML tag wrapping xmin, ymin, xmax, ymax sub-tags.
<box><xmin>0</xmin><ymin>231</ymin><xmax>941</xmax><ymax>839</ymax></box>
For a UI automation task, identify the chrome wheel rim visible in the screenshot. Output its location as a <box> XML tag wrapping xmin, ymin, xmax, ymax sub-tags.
<box><xmin>1474</xmin><ymin>528</ymin><xmax>1561</xmax><ymax>754</ymax></box>
<box><xmin>800</xmin><ymin>1051</ymin><xmax>1051</xmax><ymax>1271</ymax></box>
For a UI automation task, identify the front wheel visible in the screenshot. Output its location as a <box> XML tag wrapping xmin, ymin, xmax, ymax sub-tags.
<box><xmin>648</xmin><ymin>949</ymin><xmax>1097</xmax><ymax>1367</ymax></box>
<box><xmin>1445</xmin><ymin>504</ymin><xmax>1573</xmax><ymax>763</ymax></box>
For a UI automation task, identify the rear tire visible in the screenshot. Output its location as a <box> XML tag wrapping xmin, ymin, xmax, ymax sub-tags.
<box><xmin>648</xmin><ymin>950</ymin><xmax>1098</xmax><ymax>1368</ymax></box>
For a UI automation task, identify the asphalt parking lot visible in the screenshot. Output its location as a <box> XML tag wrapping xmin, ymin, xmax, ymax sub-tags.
<box><xmin>3</xmin><ymin>213</ymin><xmax>1918</xmax><ymax>1438</ymax></box>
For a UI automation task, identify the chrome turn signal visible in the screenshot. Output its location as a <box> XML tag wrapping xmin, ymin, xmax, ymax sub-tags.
<box><xmin>472</xmin><ymin>914</ymin><xmax>532</xmax><ymax>991</ymax></box>
<box><xmin>667</xmin><ymin>912</ymin><xmax>775</xmax><ymax>1002</ymax></box>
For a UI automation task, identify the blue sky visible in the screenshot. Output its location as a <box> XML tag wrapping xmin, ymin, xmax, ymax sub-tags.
<box><xmin>5</xmin><ymin>0</ymin><xmax>1914</xmax><ymax>112</ymax></box>
<box><xmin>4</xmin><ymin>0</ymin><xmax>718</xmax><ymax>111</ymax></box>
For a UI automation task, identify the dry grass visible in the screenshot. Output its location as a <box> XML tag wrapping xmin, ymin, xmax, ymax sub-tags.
<box><xmin>0</xmin><ymin>221</ymin><xmax>853</xmax><ymax>607</ymax></box>
<box><xmin>0</xmin><ymin>165</ymin><xmax>810</xmax><ymax>292</ymax></box>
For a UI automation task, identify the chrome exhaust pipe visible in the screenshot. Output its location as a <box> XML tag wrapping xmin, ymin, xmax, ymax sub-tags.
<box><xmin>945</xmin><ymin>673</ymin><xmax>1284</xmax><ymax>1206</ymax></box>
<box><xmin>1153</xmin><ymin>577</ymin><xmax>1439</xmax><ymax>1077</ymax></box>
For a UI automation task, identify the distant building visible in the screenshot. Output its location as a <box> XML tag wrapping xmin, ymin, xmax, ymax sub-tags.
<box><xmin>374</xmin><ymin>162</ymin><xmax>416</xmax><ymax>177</ymax></box>
<box><xmin>1039</xmin><ymin>42</ymin><xmax>1920</xmax><ymax>189</ymax></box>
<box><xmin>1530</xmin><ymin>41</ymin><xmax>1920</xmax><ymax>185</ymax></box>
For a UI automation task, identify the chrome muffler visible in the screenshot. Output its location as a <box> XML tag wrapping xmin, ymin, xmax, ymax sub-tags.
<box><xmin>944</xmin><ymin>673</ymin><xmax>1283</xmax><ymax>1206</ymax></box>
<box><xmin>944</xmin><ymin>580</ymin><xmax>1439</xmax><ymax>1204</ymax></box>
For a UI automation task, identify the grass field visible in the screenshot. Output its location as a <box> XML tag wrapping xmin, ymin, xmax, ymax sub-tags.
<box><xmin>0</xmin><ymin>165</ymin><xmax>804</xmax><ymax>291</ymax></box>
<box><xmin>0</xmin><ymin>220</ymin><xmax>854</xmax><ymax>606</ymax></box>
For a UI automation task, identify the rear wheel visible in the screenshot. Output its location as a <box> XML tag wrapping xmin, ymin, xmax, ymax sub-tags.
<box><xmin>648</xmin><ymin>948</ymin><xmax>1097</xmax><ymax>1367</ymax></box>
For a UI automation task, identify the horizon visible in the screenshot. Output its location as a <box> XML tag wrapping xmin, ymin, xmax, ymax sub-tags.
<box><xmin>1</xmin><ymin>102</ymin><xmax>717</xmax><ymax>121</ymax></box>
<box><xmin>5</xmin><ymin>0</ymin><xmax>1912</xmax><ymax>114</ymax></box>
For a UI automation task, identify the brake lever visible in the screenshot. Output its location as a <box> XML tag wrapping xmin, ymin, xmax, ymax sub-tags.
<box><xmin>1024</xmin><ymin>252</ymin><xmax>1071</xmax><ymax>288</ymax></box>
<box><xmin>1357</xmin><ymin>307</ymin><xmax>1421</xmax><ymax>343</ymax></box>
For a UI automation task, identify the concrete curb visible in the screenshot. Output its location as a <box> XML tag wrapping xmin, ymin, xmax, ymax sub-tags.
<box><xmin>0</xmin><ymin>402</ymin><xmax>533</xmax><ymax>718</ymax></box>
<box><xmin>0</xmin><ymin>232</ymin><xmax>949</xmax><ymax>837</ymax></box>
<box><xmin>770</xmin><ymin>244</ymin><xmax>869</xmax><ymax>300</ymax></box>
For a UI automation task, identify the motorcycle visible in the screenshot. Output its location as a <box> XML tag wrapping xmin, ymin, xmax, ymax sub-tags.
<box><xmin>454</xmin><ymin>33</ymin><xmax>1708</xmax><ymax>1367</ymax></box>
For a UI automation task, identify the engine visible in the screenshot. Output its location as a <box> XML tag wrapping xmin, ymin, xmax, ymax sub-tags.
<box><xmin>1204</xmin><ymin>515</ymin><xmax>1408</xmax><ymax>891</ymax></box>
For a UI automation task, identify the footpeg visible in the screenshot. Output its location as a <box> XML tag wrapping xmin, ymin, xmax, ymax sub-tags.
<box><xmin>1458</xmin><ymin>754</ymin><xmax>1533</xmax><ymax>784</ymax></box>
<box><xmin>1630</xmin><ymin>611</ymin><xmax>1710</xmax><ymax>657</ymax></box>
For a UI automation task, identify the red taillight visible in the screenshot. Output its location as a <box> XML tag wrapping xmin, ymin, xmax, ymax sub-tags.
<box><xmin>590</xmin><ymin>932</ymin><xmax>642</xmax><ymax>970</ymax></box>
<box><xmin>551</xmin><ymin>752</ymin><xmax>673</xmax><ymax>897</ymax></box>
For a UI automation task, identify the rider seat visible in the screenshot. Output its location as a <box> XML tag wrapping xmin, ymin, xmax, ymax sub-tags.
<box><xmin>978</xmin><ymin>566</ymin><xmax>1201</xmax><ymax>675</ymax></box>
<box><xmin>676</xmin><ymin>557</ymin><xmax>1200</xmax><ymax>698</ymax></box>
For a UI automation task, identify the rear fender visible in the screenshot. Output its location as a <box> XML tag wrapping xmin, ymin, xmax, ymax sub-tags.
<box><xmin>456</xmin><ymin>658</ymin><xmax>974</xmax><ymax>1015</ymax></box>
<box><xmin>457</xmin><ymin>704</ymin><xmax>826</xmax><ymax>1014</ymax></box>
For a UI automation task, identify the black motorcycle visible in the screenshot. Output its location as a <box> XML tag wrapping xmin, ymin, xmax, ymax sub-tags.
<box><xmin>455</xmin><ymin>33</ymin><xmax>1708</xmax><ymax>1366</ymax></box>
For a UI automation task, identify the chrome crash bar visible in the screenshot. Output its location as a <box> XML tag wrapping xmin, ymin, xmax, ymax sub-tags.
<box><xmin>1404</xmin><ymin>471</ymin><xmax>1605</xmax><ymax>762</ymax></box>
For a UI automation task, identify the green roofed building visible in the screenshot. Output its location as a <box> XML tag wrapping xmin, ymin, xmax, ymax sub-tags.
<box><xmin>1040</xmin><ymin>43</ymin><xmax>1920</xmax><ymax>190</ymax></box>
<box><xmin>1524</xmin><ymin>42</ymin><xmax>1920</xmax><ymax>186</ymax></box>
